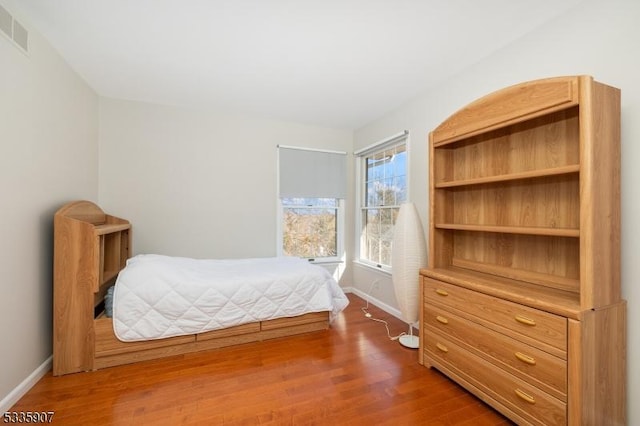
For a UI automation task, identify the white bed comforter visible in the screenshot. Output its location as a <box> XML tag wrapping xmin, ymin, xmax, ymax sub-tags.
<box><xmin>112</xmin><ymin>254</ymin><xmax>349</xmax><ymax>342</ymax></box>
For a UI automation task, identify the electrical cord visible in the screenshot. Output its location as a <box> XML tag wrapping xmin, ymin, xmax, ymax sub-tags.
<box><xmin>361</xmin><ymin>280</ymin><xmax>406</xmax><ymax>341</ymax></box>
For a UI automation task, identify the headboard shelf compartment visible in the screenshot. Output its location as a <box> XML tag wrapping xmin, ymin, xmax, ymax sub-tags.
<box><xmin>100</xmin><ymin>228</ymin><xmax>129</xmax><ymax>287</ymax></box>
<box><xmin>95</xmin><ymin>223</ymin><xmax>130</xmax><ymax>235</ymax></box>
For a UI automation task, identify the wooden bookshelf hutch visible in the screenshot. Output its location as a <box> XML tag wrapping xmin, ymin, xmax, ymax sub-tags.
<box><xmin>419</xmin><ymin>76</ymin><xmax>626</xmax><ymax>425</ymax></box>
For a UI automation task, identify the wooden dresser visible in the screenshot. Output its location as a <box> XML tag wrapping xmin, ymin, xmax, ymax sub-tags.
<box><xmin>419</xmin><ymin>76</ymin><xmax>626</xmax><ymax>425</ymax></box>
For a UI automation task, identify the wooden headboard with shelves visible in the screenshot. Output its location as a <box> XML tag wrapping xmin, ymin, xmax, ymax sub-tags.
<box><xmin>53</xmin><ymin>200</ymin><xmax>131</xmax><ymax>374</ymax></box>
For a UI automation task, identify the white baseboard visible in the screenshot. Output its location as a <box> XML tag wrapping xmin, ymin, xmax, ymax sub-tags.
<box><xmin>343</xmin><ymin>286</ymin><xmax>420</xmax><ymax>333</ymax></box>
<box><xmin>343</xmin><ymin>286</ymin><xmax>404</xmax><ymax>321</ymax></box>
<box><xmin>0</xmin><ymin>356</ymin><xmax>52</xmax><ymax>413</ymax></box>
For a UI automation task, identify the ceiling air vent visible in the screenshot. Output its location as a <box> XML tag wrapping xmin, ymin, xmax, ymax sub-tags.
<box><xmin>0</xmin><ymin>3</ymin><xmax>29</xmax><ymax>54</ymax></box>
<box><xmin>12</xmin><ymin>17</ymin><xmax>28</xmax><ymax>51</ymax></box>
<box><xmin>0</xmin><ymin>4</ymin><xmax>11</xmax><ymax>38</ymax></box>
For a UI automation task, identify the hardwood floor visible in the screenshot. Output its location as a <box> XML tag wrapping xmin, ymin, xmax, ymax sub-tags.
<box><xmin>11</xmin><ymin>294</ymin><xmax>511</xmax><ymax>425</ymax></box>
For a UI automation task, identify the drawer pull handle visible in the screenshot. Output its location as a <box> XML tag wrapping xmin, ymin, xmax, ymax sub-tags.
<box><xmin>436</xmin><ymin>342</ymin><xmax>449</xmax><ymax>353</ymax></box>
<box><xmin>435</xmin><ymin>289</ymin><xmax>449</xmax><ymax>296</ymax></box>
<box><xmin>515</xmin><ymin>315</ymin><xmax>536</xmax><ymax>326</ymax></box>
<box><xmin>515</xmin><ymin>388</ymin><xmax>536</xmax><ymax>404</ymax></box>
<box><xmin>436</xmin><ymin>315</ymin><xmax>449</xmax><ymax>324</ymax></box>
<box><xmin>515</xmin><ymin>352</ymin><xmax>537</xmax><ymax>365</ymax></box>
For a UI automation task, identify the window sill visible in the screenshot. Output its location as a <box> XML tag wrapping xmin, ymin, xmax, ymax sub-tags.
<box><xmin>279</xmin><ymin>255</ymin><xmax>343</xmax><ymax>265</ymax></box>
<box><xmin>352</xmin><ymin>260</ymin><xmax>392</xmax><ymax>276</ymax></box>
<box><xmin>309</xmin><ymin>259</ymin><xmax>344</xmax><ymax>265</ymax></box>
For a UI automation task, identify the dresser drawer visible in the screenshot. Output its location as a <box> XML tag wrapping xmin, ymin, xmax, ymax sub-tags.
<box><xmin>423</xmin><ymin>277</ymin><xmax>567</xmax><ymax>352</ymax></box>
<box><xmin>424</xmin><ymin>304</ymin><xmax>566</xmax><ymax>400</ymax></box>
<box><xmin>425</xmin><ymin>329</ymin><xmax>566</xmax><ymax>426</ymax></box>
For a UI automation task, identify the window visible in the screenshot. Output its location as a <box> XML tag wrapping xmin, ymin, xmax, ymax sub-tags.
<box><xmin>356</xmin><ymin>133</ymin><xmax>408</xmax><ymax>270</ymax></box>
<box><xmin>281</xmin><ymin>198</ymin><xmax>342</xmax><ymax>260</ymax></box>
<box><xmin>278</xmin><ymin>146</ymin><xmax>346</xmax><ymax>262</ymax></box>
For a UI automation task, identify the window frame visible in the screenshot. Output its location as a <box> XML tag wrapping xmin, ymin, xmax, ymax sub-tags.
<box><xmin>355</xmin><ymin>132</ymin><xmax>409</xmax><ymax>273</ymax></box>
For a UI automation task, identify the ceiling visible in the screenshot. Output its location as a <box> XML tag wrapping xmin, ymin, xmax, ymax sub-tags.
<box><xmin>13</xmin><ymin>0</ymin><xmax>583</xmax><ymax>130</ymax></box>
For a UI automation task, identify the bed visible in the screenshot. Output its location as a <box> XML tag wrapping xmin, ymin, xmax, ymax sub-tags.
<box><xmin>53</xmin><ymin>200</ymin><xmax>348</xmax><ymax>376</ymax></box>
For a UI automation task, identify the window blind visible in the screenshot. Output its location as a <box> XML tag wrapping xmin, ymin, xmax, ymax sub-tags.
<box><xmin>278</xmin><ymin>146</ymin><xmax>347</xmax><ymax>199</ymax></box>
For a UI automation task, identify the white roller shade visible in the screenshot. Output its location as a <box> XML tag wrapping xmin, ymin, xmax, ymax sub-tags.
<box><xmin>278</xmin><ymin>146</ymin><xmax>347</xmax><ymax>199</ymax></box>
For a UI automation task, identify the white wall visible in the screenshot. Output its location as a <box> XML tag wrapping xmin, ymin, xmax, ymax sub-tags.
<box><xmin>354</xmin><ymin>0</ymin><xmax>640</xmax><ymax>422</ymax></box>
<box><xmin>98</xmin><ymin>98</ymin><xmax>354</xmax><ymax>283</ymax></box>
<box><xmin>0</xmin><ymin>0</ymin><xmax>99</xmax><ymax>409</ymax></box>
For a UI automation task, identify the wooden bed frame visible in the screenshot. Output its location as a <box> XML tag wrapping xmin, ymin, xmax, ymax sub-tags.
<box><xmin>53</xmin><ymin>200</ymin><xmax>330</xmax><ymax>376</ymax></box>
